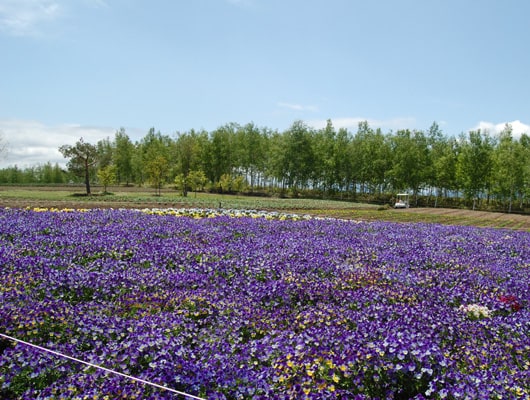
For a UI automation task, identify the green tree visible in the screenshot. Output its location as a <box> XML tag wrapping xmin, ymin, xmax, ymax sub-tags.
<box><xmin>188</xmin><ymin>170</ymin><xmax>208</xmax><ymax>196</ymax></box>
<box><xmin>456</xmin><ymin>130</ymin><xmax>495</xmax><ymax>207</ymax></box>
<box><xmin>334</xmin><ymin>127</ymin><xmax>353</xmax><ymax>194</ymax></box>
<box><xmin>218</xmin><ymin>173</ymin><xmax>233</xmax><ymax>193</ymax></box>
<box><xmin>6</xmin><ymin>165</ymin><xmax>22</xmax><ymax>184</ymax></box>
<box><xmin>114</xmin><ymin>128</ymin><xmax>135</xmax><ymax>186</ymax></box>
<box><xmin>174</xmin><ymin>173</ymin><xmax>186</xmax><ymax>193</ymax></box>
<box><xmin>96</xmin><ymin>137</ymin><xmax>113</xmax><ymax>168</ymax></box>
<box><xmin>492</xmin><ymin>124</ymin><xmax>525</xmax><ymax>212</ymax></box>
<box><xmin>350</xmin><ymin>122</ymin><xmax>391</xmax><ymax>194</ymax></box>
<box><xmin>52</xmin><ymin>163</ymin><xmax>64</xmax><ymax>184</ymax></box>
<box><xmin>234</xmin><ymin>123</ymin><xmax>268</xmax><ymax>191</ymax></box>
<box><xmin>175</xmin><ymin>170</ymin><xmax>208</xmax><ymax>197</ymax></box>
<box><xmin>313</xmin><ymin>119</ymin><xmax>337</xmax><ymax>194</ymax></box>
<box><xmin>36</xmin><ymin>162</ymin><xmax>64</xmax><ymax>184</ymax></box>
<box><xmin>232</xmin><ymin>175</ymin><xmax>247</xmax><ymax>193</ymax></box>
<box><xmin>432</xmin><ymin>137</ymin><xmax>459</xmax><ymax>200</ymax></box>
<box><xmin>426</xmin><ymin>121</ymin><xmax>445</xmax><ymax>195</ymax></box>
<box><xmin>146</xmin><ymin>155</ymin><xmax>169</xmax><ymax>196</ymax></box>
<box><xmin>97</xmin><ymin>165</ymin><xmax>117</xmax><ymax>194</ymax></box>
<box><xmin>388</xmin><ymin>129</ymin><xmax>429</xmax><ymax>197</ymax></box>
<box><xmin>368</xmin><ymin>128</ymin><xmax>391</xmax><ymax>193</ymax></box>
<box><xmin>282</xmin><ymin>120</ymin><xmax>315</xmax><ymax>193</ymax></box>
<box><xmin>174</xmin><ymin>130</ymin><xmax>201</xmax><ymax>196</ymax></box>
<box><xmin>519</xmin><ymin>134</ymin><xmax>530</xmax><ymax>206</ymax></box>
<box><xmin>40</xmin><ymin>162</ymin><xmax>54</xmax><ymax>183</ymax></box>
<box><xmin>266</xmin><ymin>130</ymin><xmax>288</xmax><ymax>191</ymax></box>
<box><xmin>59</xmin><ymin>138</ymin><xmax>98</xmax><ymax>195</ymax></box>
<box><xmin>210</xmin><ymin>123</ymin><xmax>237</xmax><ymax>185</ymax></box>
<box><xmin>351</xmin><ymin>121</ymin><xmax>373</xmax><ymax>193</ymax></box>
<box><xmin>134</xmin><ymin>128</ymin><xmax>172</xmax><ymax>186</ymax></box>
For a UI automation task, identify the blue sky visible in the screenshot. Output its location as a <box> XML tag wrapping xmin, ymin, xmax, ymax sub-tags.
<box><xmin>1</xmin><ymin>0</ymin><xmax>529</xmax><ymax>167</ymax></box>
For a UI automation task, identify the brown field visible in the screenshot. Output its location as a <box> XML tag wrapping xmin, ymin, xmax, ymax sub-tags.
<box><xmin>399</xmin><ymin>207</ymin><xmax>530</xmax><ymax>231</ymax></box>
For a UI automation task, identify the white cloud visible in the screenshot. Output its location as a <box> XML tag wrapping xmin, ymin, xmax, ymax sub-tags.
<box><xmin>0</xmin><ymin>0</ymin><xmax>63</xmax><ymax>36</ymax></box>
<box><xmin>0</xmin><ymin>119</ymin><xmax>115</xmax><ymax>168</ymax></box>
<box><xmin>472</xmin><ymin>120</ymin><xmax>529</xmax><ymax>138</ymax></box>
<box><xmin>277</xmin><ymin>102</ymin><xmax>319</xmax><ymax>113</ymax></box>
<box><xmin>306</xmin><ymin>117</ymin><xmax>416</xmax><ymax>131</ymax></box>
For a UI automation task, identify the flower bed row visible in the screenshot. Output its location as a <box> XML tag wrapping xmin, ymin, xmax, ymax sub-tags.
<box><xmin>0</xmin><ymin>207</ymin><xmax>528</xmax><ymax>399</ymax></box>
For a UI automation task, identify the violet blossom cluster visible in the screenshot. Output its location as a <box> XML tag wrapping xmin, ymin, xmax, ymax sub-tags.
<box><xmin>0</xmin><ymin>207</ymin><xmax>528</xmax><ymax>399</ymax></box>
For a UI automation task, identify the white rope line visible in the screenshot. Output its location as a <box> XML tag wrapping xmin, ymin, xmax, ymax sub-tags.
<box><xmin>0</xmin><ymin>333</ymin><xmax>206</xmax><ymax>400</ymax></box>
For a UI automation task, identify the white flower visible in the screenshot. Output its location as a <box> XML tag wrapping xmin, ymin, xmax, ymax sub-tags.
<box><xmin>459</xmin><ymin>304</ymin><xmax>492</xmax><ymax>319</ymax></box>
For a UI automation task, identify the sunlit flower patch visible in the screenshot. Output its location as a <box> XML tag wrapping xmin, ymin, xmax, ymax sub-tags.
<box><xmin>140</xmin><ymin>207</ymin><xmax>314</xmax><ymax>221</ymax></box>
<box><xmin>0</xmin><ymin>208</ymin><xmax>528</xmax><ymax>399</ymax></box>
<box><xmin>458</xmin><ymin>304</ymin><xmax>492</xmax><ymax>320</ymax></box>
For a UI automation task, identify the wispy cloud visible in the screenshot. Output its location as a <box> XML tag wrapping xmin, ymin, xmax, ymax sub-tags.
<box><xmin>306</xmin><ymin>117</ymin><xmax>416</xmax><ymax>131</ymax></box>
<box><xmin>277</xmin><ymin>102</ymin><xmax>319</xmax><ymax>113</ymax></box>
<box><xmin>0</xmin><ymin>0</ymin><xmax>63</xmax><ymax>37</ymax></box>
<box><xmin>472</xmin><ymin>120</ymin><xmax>529</xmax><ymax>138</ymax></box>
<box><xmin>0</xmin><ymin>119</ymin><xmax>116</xmax><ymax>168</ymax></box>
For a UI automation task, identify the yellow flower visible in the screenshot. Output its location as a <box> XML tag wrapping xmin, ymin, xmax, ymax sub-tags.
<box><xmin>513</xmin><ymin>386</ymin><xmax>525</xmax><ymax>396</ymax></box>
<box><xmin>332</xmin><ymin>374</ymin><xmax>340</xmax><ymax>383</ymax></box>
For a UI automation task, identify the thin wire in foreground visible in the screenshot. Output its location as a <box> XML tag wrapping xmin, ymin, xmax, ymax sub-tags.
<box><xmin>0</xmin><ymin>333</ymin><xmax>206</xmax><ymax>400</ymax></box>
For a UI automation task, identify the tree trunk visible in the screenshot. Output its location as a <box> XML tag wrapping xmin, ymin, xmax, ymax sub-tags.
<box><xmin>84</xmin><ymin>160</ymin><xmax>91</xmax><ymax>195</ymax></box>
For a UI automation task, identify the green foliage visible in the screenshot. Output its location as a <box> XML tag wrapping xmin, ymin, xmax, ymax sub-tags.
<box><xmin>351</xmin><ymin>122</ymin><xmax>391</xmax><ymax>194</ymax></box>
<box><xmin>59</xmin><ymin>138</ymin><xmax>98</xmax><ymax>195</ymax></box>
<box><xmin>218</xmin><ymin>173</ymin><xmax>233</xmax><ymax>193</ymax></box>
<box><xmin>389</xmin><ymin>129</ymin><xmax>429</xmax><ymax>195</ymax></box>
<box><xmin>214</xmin><ymin>173</ymin><xmax>247</xmax><ymax>194</ymax></box>
<box><xmin>145</xmin><ymin>155</ymin><xmax>169</xmax><ymax>196</ymax></box>
<box><xmin>114</xmin><ymin>128</ymin><xmax>134</xmax><ymax>185</ymax></box>
<box><xmin>188</xmin><ymin>170</ymin><xmax>208</xmax><ymax>195</ymax></box>
<box><xmin>232</xmin><ymin>175</ymin><xmax>247</xmax><ymax>193</ymax></box>
<box><xmin>174</xmin><ymin>173</ymin><xmax>186</xmax><ymax>193</ymax></box>
<box><xmin>0</xmin><ymin>162</ymin><xmax>66</xmax><ymax>184</ymax></box>
<box><xmin>1</xmin><ymin>120</ymin><xmax>528</xmax><ymax>212</ymax></box>
<box><xmin>134</xmin><ymin>128</ymin><xmax>172</xmax><ymax>187</ymax></box>
<box><xmin>97</xmin><ymin>165</ymin><xmax>117</xmax><ymax>193</ymax></box>
<box><xmin>456</xmin><ymin>130</ymin><xmax>495</xmax><ymax>204</ymax></box>
<box><xmin>3</xmin><ymin>367</ymin><xmax>63</xmax><ymax>398</ymax></box>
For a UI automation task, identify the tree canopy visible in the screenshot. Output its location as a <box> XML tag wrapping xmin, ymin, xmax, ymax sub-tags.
<box><xmin>1</xmin><ymin>121</ymin><xmax>529</xmax><ymax>212</ymax></box>
<box><xmin>59</xmin><ymin>138</ymin><xmax>98</xmax><ymax>195</ymax></box>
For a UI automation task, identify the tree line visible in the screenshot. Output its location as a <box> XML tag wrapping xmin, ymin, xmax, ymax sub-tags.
<box><xmin>1</xmin><ymin>120</ymin><xmax>529</xmax><ymax>212</ymax></box>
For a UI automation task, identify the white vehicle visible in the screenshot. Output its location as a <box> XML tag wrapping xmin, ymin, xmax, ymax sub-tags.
<box><xmin>394</xmin><ymin>193</ymin><xmax>410</xmax><ymax>209</ymax></box>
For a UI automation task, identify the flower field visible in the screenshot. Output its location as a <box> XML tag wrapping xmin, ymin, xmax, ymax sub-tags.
<box><xmin>0</xmin><ymin>207</ymin><xmax>528</xmax><ymax>399</ymax></box>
